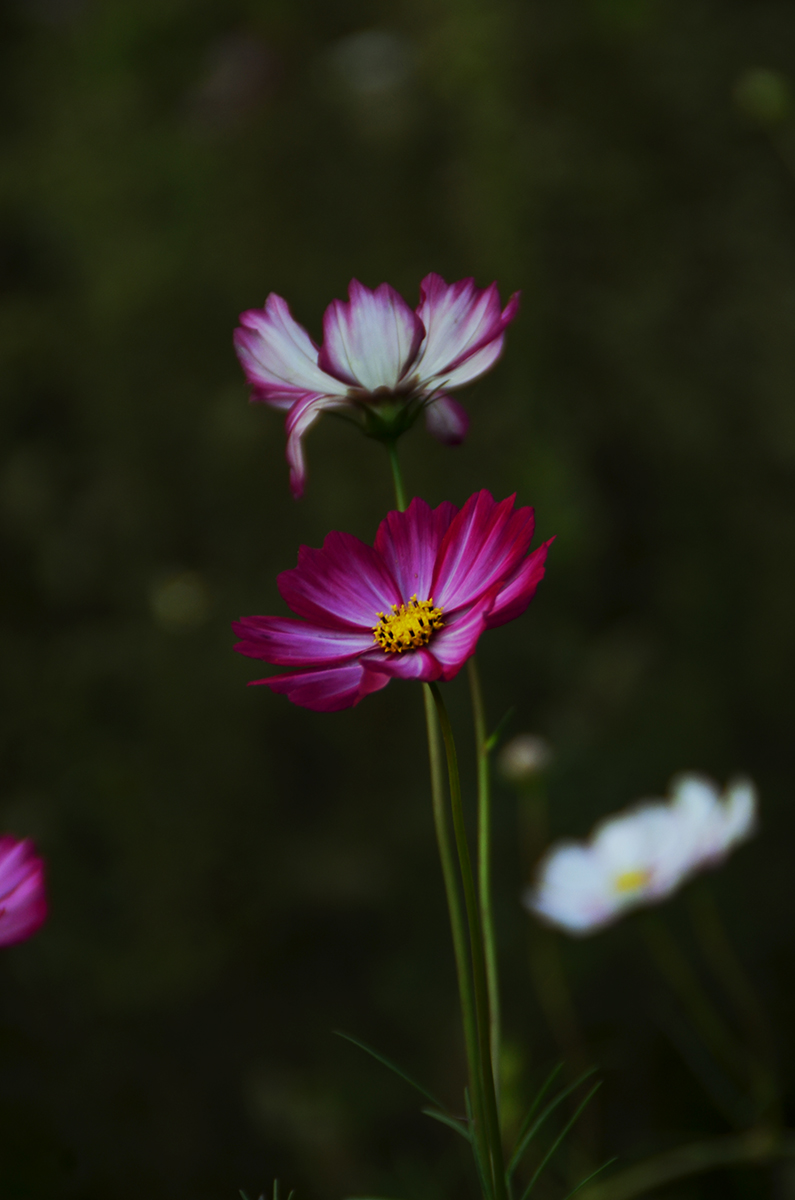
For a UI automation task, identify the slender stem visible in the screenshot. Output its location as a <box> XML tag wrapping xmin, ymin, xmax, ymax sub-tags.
<box><xmin>467</xmin><ymin>656</ymin><xmax>502</xmax><ymax>1111</ymax></box>
<box><xmin>641</xmin><ymin>916</ymin><xmax>752</xmax><ymax>1083</ymax></box>
<box><xmin>529</xmin><ymin>927</ymin><xmax>588</xmax><ymax>1076</ymax></box>
<box><xmin>689</xmin><ymin>887</ymin><xmax>778</xmax><ymax>1119</ymax></box>
<box><xmin>519</xmin><ymin>775</ymin><xmax>596</xmax><ymax>1162</ymax></box>
<box><xmin>423</xmin><ymin>685</ymin><xmax>493</xmax><ymax>1197</ymax></box>
<box><xmin>386</xmin><ymin>441</ymin><xmax>407</xmax><ymax>511</ymax></box>
<box><xmin>430</xmin><ymin>682</ymin><xmax>509</xmax><ymax>1200</ymax></box>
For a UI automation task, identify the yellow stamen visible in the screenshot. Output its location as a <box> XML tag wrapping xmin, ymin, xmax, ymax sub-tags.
<box><xmin>614</xmin><ymin>868</ymin><xmax>650</xmax><ymax>894</ymax></box>
<box><xmin>372</xmin><ymin>594</ymin><xmax>444</xmax><ymax>654</ymax></box>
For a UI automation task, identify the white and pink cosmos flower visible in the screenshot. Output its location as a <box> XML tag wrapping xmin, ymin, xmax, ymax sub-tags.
<box><xmin>0</xmin><ymin>835</ymin><xmax>47</xmax><ymax>947</ymax></box>
<box><xmin>234</xmin><ymin>275</ymin><xmax>519</xmax><ymax>497</ymax></box>
<box><xmin>525</xmin><ymin>775</ymin><xmax>757</xmax><ymax>935</ymax></box>
<box><xmin>233</xmin><ymin>490</ymin><xmax>552</xmax><ymax>712</ymax></box>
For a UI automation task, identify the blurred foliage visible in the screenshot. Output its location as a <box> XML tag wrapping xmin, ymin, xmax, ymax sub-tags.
<box><xmin>1</xmin><ymin>0</ymin><xmax>795</xmax><ymax>1198</ymax></box>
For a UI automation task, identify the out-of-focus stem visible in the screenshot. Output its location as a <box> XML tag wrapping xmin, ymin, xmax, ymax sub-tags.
<box><xmin>577</xmin><ymin>1128</ymin><xmax>795</xmax><ymax>1200</ymax></box>
<box><xmin>386</xmin><ymin>441</ymin><xmax>407</xmax><ymax>511</ymax></box>
<box><xmin>520</xmin><ymin>774</ymin><xmax>596</xmax><ymax>1166</ymax></box>
<box><xmin>430</xmin><ymin>682</ymin><xmax>508</xmax><ymax>1200</ymax></box>
<box><xmin>519</xmin><ymin>777</ymin><xmax>588</xmax><ymax>1074</ymax></box>
<box><xmin>422</xmin><ymin>684</ymin><xmax>492</xmax><ymax>1198</ymax></box>
<box><xmin>641</xmin><ymin>916</ymin><xmax>751</xmax><ymax>1082</ymax></box>
<box><xmin>689</xmin><ymin>886</ymin><xmax>778</xmax><ymax>1119</ymax></box>
<box><xmin>467</xmin><ymin>656</ymin><xmax>502</xmax><ymax>1112</ymax></box>
<box><xmin>529</xmin><ymin>926</ymin><xmax>589</xmax><ymax>1075</ymax></box>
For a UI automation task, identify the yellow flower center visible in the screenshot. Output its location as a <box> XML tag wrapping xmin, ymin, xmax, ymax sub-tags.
<box><xmin>614</xmin><ymin>868</ymin><xmax>650</xmax><ymax>894</ymax></box>
<box><xmin>373</xmin><ymin>594</ymin><xmax>444</xmax><ymax>654</ymax></box>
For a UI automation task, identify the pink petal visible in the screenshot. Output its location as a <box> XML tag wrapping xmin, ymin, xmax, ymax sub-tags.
<box><xmin>233</xmin><ymin>616</ymin><xmax>374</xmax><ymax>665</ymax></box>
<box><xmin>432</xmin><ymin>491</ymin><xmax>536</xmax><ymax>613</ymax></box>
<box><xmin>361</xmin><ymin>647</ymin><xmax>442</xmax><ymax>681</ymax></box>
<box><xmin>0</xmin><ymin>840</ymin><xmax>46</xmax><ymax>948</ymax></box>
<box><xmin>284</xmin><ymin>393</ymin><xmax>341</xmax><ymax>499</ymax></box>
<box><xmin>234</xmin><ymin>294</ymin><xmax>344</xmax><ymax>403</ymax></box>
<box><xmin>318</xmin><ymin>280</ymin><xmax>425</xmax><ymax>391</ymax></box>
<box><xmin>279</xmin><ymin>531</ymin><xmax>402</xmax><ymax>631</ymax></box>
<box><xmin>254</xmin><ymin>661</ymin><xmax>390</xmax><ymax>712</ymax></box>
<box><xmin>486</xmin><ymin>538</ymin><xmax>553</xmax><ymax>629</ymax></box>
<box><xmin>0</xmin><ymin>837</ymin><xmax>37</xmax><ymax>896</ymax></box>
<box><xmin>414</xmin><ymin>274</ymin><xmax>520</xmax><ymax>389</ymax></box>
<box><xmin>429</xmin><ymin>588</ymin><xmax>501</xmax><ymax>681</ymax></box>
<box><xmin>424</xmin><ymin>394</ymin><xmax>470</xmax><ymax>445</ymax></box>
<box><xmin>374</xmin><ymin>497</ymin><xmax>458</xmax><ymax>604</ymax></box>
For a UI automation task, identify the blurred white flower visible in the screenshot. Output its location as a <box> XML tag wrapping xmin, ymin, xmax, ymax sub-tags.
<box><xmin>498</xmin><ymin>734</ymin><xmax>552</xmax><ymax>784</ymax></box>
<box><xmin>525</xmin><ymin>775</ymin><xmax>757</xmax><ymax>935</ymax></box>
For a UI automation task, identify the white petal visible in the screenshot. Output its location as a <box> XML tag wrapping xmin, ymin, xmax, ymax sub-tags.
<box><xmin>235</xmin><ymin>294</ymin><xmax>344</xmax><ymax>401</ymax></box>
<box><xmin>593</xmin><ymin>804</ymin><xmax>679</xmax><ymax>892</ymax></box>
<box><xmin>527</xmin><ymin>844</ymin><xmax>620</xmax><ymax>933</ymax></box>
<box><xmin>721</xmin><ymin>779</ymin><xmax>758</xmax><ymax>849</ymax></box>
<box><xmin>414</xmin><ymin>273</ymin><xmax>519</xmax><ymax>390</ymax></box>
<box><xmin>670</xmin><ymin>775</ymin><xmax>728</xmax><ymax>865</ymax></box>
<box><xmin>318</xmin><ymin>280</ymin><xmax>424</xmax><ymax>392</ymax></box>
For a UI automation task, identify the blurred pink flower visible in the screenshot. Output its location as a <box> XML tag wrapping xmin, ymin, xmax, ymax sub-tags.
<box><xmin>234</xmin><ymin>275</ymin><xmax>520</xmax><ymax>497</ymax></box>
<box><xmin>0</xmin><ymin>836</ymin><xmax>47</xmax><ymax>947</ymax></box>
<box><xmin>234</xmin><ymin>490</ymin><xmax>552</xmax><ymax>711</ymax></box>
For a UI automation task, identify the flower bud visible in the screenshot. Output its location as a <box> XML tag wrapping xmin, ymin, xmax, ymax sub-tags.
<box><xmin>498</xmin><ymin>734</ymin><xmax>552</xmax><ymax>785</ymax></box>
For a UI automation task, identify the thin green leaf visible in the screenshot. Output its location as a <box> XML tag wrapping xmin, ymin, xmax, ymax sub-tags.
<box><xmin>239</xmin><ymin>1193</ymin><xmax>250</xmax><ymax>1200</ymax></box>
<box><xmin>520</xmin><ymin>1082</ymin><xmax>602</xmax><ymax>1200</ymax></box>
<box><xmin>334</xmin><ymin>1030</ymin><xmax>446</xmax><ymax>1111</ymax></box>
<box><xmin>273</xmin><ymin>1182</ymin><xmax>279</xmax><ymax>1200</ymax></box>
<box><xmin>561</xmin><ymin>1156</ymin><xmax>618</xmax><ymax>1200</ymax></box>
<box><xmin>507</xmin><ymin>1068</ymin><xmax>597</xmax><ymax>1180</ymax></box>
<box><xmin>514</xmin><ymin>1063</ymin><xmax>564</xmax><ymax>1147</ymax></box>
<box><xmin>484</xmin><ymin>707</ymin><xmax>517</xmax><ymax>754</ymax></box>
<box><xmin>421</xmin><ymin>1106</ymin><xmax>472</xmax><ymax>1141</ymax></box>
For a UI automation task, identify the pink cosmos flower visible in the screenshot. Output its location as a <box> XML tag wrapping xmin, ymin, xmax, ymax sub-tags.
<box><xmin>233</xmin><ymin>490</ymin><xmax>552</xmax><ymax>712</ymax></box>
<box><xmin>0</xmin><ymin>836</ymin><xmax>47</xmax><ymax>947</ymax></box>
<box><xmin>234</xmin><ymin>275</ymin><xmax>520</xmax><ymax>497</ymax></box>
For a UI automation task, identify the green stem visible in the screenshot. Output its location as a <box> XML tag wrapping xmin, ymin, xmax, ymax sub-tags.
<box><xmin>576</xmin><ymin>1128</ymin><xmax>795</xmax><ymax>1200</ymax></box>
<box><xmin>641</xmin><ymin>916</ymin><xmax>752</xmax><ymax>1083</ymax></box>
<box><xmin>689</xmin><ymin>887</ymin><xmax>778</xmax><ymax>1119</ymax></box>
<box><xmin>430</xmin><ymin>682</ymin><xmax>509</xmax><ymax>1200</ymax></box>
<box><xmin>423</xmin><ymin>685</ymin><xmax>493</xmax><ymax>1197</ymax></box>
<box><xmin>467</xmin><ymin>656</ymin><xmax>501</xmax><ymax>1112</ymax></box>
<box><xmin>387</xmin><ymin>441</ymin><xmax>408</xmax><ymax>511</ymax></box>
<box><xmin>529</xmin><ymin>926</ymin><xmax>588</xmax><ymax>1077</ymax></box>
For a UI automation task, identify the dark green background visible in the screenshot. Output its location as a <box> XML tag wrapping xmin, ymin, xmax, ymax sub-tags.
<box><xmin>2</xmin><ymin>1</ymin><xmax>795</xmax><ymax>1197</ymax></box>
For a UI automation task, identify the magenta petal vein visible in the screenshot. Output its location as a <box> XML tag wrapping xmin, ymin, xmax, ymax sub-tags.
<box><xmin>233</xmin><ymin>490</ymin><xmax>552</xmax><ymax>712</ymax></box>
<box><xmin>0</xmin><ymin>835</ymin><xmax>47</xmax><ymax>947</ymax></box>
